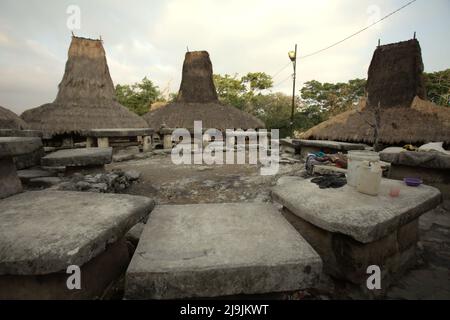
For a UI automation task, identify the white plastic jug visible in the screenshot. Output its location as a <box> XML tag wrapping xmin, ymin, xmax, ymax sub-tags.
<box><xmin>346</xmin><ymin>150</ymin><xmax>380</xmax><ymax>187</ymax></box>
<box><xmin>356</xmin><ymin>161</ymin><xmax>382</xmax><ymax>196</ymax></box>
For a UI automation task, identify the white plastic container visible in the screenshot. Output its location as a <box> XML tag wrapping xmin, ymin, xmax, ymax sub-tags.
<box><xmin>356</xmin><ymin>161</ymin><xmax>382</xmax><ymax>196</ymax></box>
<box><xmin>346</xmin><ymin>150</ymin><xmax>380</xmax><ymax>187</ymax></box>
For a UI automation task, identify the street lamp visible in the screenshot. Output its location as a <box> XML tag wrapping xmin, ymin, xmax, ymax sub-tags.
<box><xmin>288</xmin><ymin>44</ymin><xmax>297</xmax><ymax>135</ymax></box>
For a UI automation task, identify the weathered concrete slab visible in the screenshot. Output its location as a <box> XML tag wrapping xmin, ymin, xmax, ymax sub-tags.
<box><xmin>272</xmin><ymin>178</ymin><xmax>441</xmax><ymax>243</ymax></box>
<box><xmin>294</xmin><ymin>139</ymin><xmax>366</xmax><ymax>151</ymax></box>
<box><xmin>17</xmin><ymin>168</ymin><xmax>55</xmax><ymax>181</ymax></box>
<box><xmin>0</xmin><ymin>137</ymin><xmax>43</xmax><ymax>158</ymax></box>
<box><xmin>41</xmin><ymin>147</ymin><xmax>112</xmax><ymax>167</ymax></box>
<box><xmin>0</xmin><ymin>239</ymin><xmax>130</xmax><ymax>300</ymax></box>
<box><xmin>0</xmin><ymin>190</ymin><xmax>155</xmax><ymax>275</ymax></box>
<box><xmin>81</xmin><ymin>128</ymin><xmax>154</xmax><ymax>137</ymax></box>
<box><xmin>125</xmin><ymin>203</ymin><xmax>322</xmax><ymax>299</ymax></box>
<box><xmin>380</xmin><ymin>150</ymin><xmax>450</xmax><ymax>169</ymax></box>
<box><xmin>0</xmin><ymin>157</ymin><xmax>23</xmax><ymax>199</ymax></box>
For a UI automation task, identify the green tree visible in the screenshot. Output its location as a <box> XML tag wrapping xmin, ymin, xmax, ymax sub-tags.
<box><xmin>300</xmin><ymin>78</ymin><xmax>366</xmax><ymax>117</ymax></box>
<box><xmin>115</xmin><ymin>77</ymin><xmax>162</xmax><ymax>115</ymax></box>
<box><xmin>424</xmin><ymin>69</ymin><xmax>450</xmax><ymax>107</ymax></box>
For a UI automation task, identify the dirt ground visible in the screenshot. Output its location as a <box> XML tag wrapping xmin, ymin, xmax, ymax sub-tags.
<box><xmin>109</xmin><ymin>153</ymin><xmax>450</xmax><ymax>300</ymax></box>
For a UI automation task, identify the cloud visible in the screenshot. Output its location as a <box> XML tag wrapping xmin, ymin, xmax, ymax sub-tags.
<box><xmin>0</xmin><ymin>0</ymin><xmax>449</xmax><ymax>114</ymax></box>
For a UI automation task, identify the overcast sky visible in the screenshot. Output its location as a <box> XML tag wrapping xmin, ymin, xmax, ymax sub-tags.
<box><xmin>0</xmin><ymin>0</ymin><xmax>449</xmax><ymax>114</ymax></box>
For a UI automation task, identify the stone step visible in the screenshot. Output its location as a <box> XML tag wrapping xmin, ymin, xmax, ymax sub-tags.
<box><xmin>125</xmin><ymin>203</ymin><xmax>322</xmax><ymax>299</ymax></box>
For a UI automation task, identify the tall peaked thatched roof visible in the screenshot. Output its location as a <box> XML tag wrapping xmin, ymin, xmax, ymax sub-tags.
<box><xmin>366</xmin><ymin>39</ymin><xmax>426</xmax><ymax>108</ymax></box>
<box><xmin>300</xmin><ymin>38</ymin><xmax>450</xmax><ymax>145</ymax></box>
<box><xmin>21</xmin><ymin>36</ymin><xmax>148</xmax><ymax>137</ymax></box>
<box><xmin>0</xmin><ymin>106</ymin><xmax>28</xmax><ymax>130</ymax></box>
<box><xmin>143</xmin><ymin>51</ymin><xmax>264</xmax><ymax>130</ymax></box>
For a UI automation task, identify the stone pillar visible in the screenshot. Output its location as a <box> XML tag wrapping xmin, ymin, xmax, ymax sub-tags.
<box><xmin>86</xmin><ymin>137</ymin><xmax>95</xmax><ymax>148</ymax></box>
<box><xmin>163</xmin><ymin>134</ymin><xmax>172</xmax><ymax>149</ymax></box>
<box><xmin>97</xmin><ymin>137</ymin><xmax>109</xmax><ymax>148</ymax></box>
<box><xmin>143</xmin><ymin>136</ymin><xmax>152</xmax><ymax>152</ymax></box>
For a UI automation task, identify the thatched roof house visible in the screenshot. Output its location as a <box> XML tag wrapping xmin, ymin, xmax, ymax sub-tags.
<box><xmin>143</xmin><ymin>51</ymin><xmax>264</xmax><ymax>130</ymax></box>
<box><xmin>0</xmin><ymin>106</ymin><xmax>28</xmax><ymax>130</ymax></box>
<box><xmin>300</xmin><ymin>39</ymin><xmax>450</xmax><ymax>145</ymax></box>
<box><xmin>21</xmin><ymin>36</ymin><xmax>148</xmax><ymax>138</ymax></box>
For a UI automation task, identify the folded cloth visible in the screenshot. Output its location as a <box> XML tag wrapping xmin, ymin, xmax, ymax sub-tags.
<box><xmin>310</xmin><ymin>174</ymin><xmax>347</xmax><ymax>189</ymax></box>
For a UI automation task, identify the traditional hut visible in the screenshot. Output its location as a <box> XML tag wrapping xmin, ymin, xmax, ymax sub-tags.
<box><xmin>0</xmin><ymin>106</ymin><xmax>28</xmax><ymax>131</ymax></box>
<box><xmin>143</xmin><ymin>51</ymin><xmax>264</xmax><ymax>131</ymax></box>
<box><xmin>300</xmin><ymin>39</ymin><xmax>450</xmax><ymax>145</ymax></box>
<box><xmin>21</xmin><ymin>36</ymin><xmax>152</xmax><ymax>150</ymax></box>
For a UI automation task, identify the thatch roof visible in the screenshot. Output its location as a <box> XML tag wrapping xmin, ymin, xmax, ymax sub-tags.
<box><xmin>299</xmin><ymin>38</ymin><xmax>450</xmax><ymax>145</ymax></box>
<box><xmin>0</xmin><ymin>106</ymin><xmax>28</xmax><ymax>130</ymax></box>
<box><xmin>299</xmin><ymin>97</ymin><xmax>450</xmax><ymax>144</ymax></box>
<box><xmin>367</xmin><ymin>39</ymin><xmax>426</xmax><ymax>108</ymax></box>
<box><xmin>21</xmin><ymin>36</ymin><xmax>148</xmax><ymax>137</ymax></box>
<box><xmin>143</xmin><ymin>51</ymin><xmax>264</xmax><ymax>130</ymax></box>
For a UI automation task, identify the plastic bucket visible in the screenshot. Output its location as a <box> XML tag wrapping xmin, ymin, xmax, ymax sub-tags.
<box><xmin>346</xmin><ymin>150</ymin><xmax>380</xmax><ymax>187</ymax></box>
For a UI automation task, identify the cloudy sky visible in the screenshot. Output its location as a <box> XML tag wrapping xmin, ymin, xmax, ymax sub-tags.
<box><xmin>0</xmin><ymin>0</ymin><xmax>449</xmax><ymax>114</ymax></box>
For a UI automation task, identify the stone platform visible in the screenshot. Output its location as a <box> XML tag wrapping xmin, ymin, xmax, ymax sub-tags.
<box><xmin>380</xmin><ymin>149</ymin><xmax>450</xmax><ymax>206</ymax></box>
<box><xmin>0</xmin><ymin>190</ymin><xmax>154</xmax><ymax>299</ymax></box>
<box><xmin>125</xmin><ymin>203</ymin><xmax>322</xmax><ymax>299</ymax></box>
<box><xmin>0</xmin><ymin>137</ymin><xmax>44</xmax><ymax>198</ymax></box>
<box><xmin>271</xmin><ymin>178</ymin><xmax>441</xmax><ymax>294</ymax></box>
<box><xmin>41</xmin><ymin>148</ymin><xmax>112</xmax><ymax>172</ymax></box>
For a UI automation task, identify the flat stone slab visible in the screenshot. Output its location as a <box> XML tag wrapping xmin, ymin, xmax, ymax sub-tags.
<box><xmin>0</xmin><ymin>190</ymin><xmax>155</xmax><ymax>275</ymax></box>
<box><xmin>0</xmin><ymin>129</ymin><xmax>43</xmax><ymax>138</ymax></box>
<box><xmin>272</xmin><ymin>178</ymin><xmax>441</xmax><ymax>243</ymax></box>
<box><xmin>125</xmin><ymin>203</ymin><xmax>322</xmax><ymax>299</ymax></box>
<box><xmin>81</xmin><ymin>128</ymin><xmax>154</xmax><ymax>137</ymax></box>
<box><xmin>294</xmin><ymin>139</ymin><xmax>366</xmax><ymax>151</ymax></box>
<box><xmin>380</xmin><ymin>150</ymin><xmax>450</xmax><ymax>169</ymax></box>
<box><xmin>17</xmin><ymin>168</ymin><xmax>55</xmax><ymax>181</ymax></box>
<box><xmin>0</xmin><ymin>137</ymin><xmax>43</xmax><ymax>158</ymax></box>
<box><xmin>41</xmin><ymin>147</ymin><xmax>112</xmax><ymax>167</ymax></box>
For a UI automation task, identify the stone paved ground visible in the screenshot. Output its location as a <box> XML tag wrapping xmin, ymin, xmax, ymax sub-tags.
<box><xmin>110</xmin><ymin>154</ymin><xmax>450</xmax><ymax>300</ymax></box>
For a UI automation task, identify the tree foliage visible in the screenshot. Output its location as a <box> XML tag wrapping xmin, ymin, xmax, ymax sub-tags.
<box><xmin>115</xmin><ymin>77</ymin><xmax>162</xmax><ymax>116</ymax></box>
<box><xmin>424</xmin><ymin>69</ymin><xmax>450</xmax><ymax>107</ymax></box>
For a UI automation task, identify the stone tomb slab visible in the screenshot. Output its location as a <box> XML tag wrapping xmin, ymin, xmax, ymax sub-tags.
<box><xmin>125</xmin><ymin>203</ymin><xmax>322</xmax><ymax>299</ymax></box>
<box><xmin>41</xmin><ymin>147</ymin><xmax>112</xmax><ymax>167</ymax></box>
<box><xmin>271</xmin><ymin>178</ymin><xmax>441</xmax><ymax>293</ymax></box>
<box><xmin>272</xmin><ymin>178</ymin><xmax>441</xmax><ymax>243</ymax></box>
<box><xmin>0</xmin><ymin>191</ymin><xmax>154</xmax><ymax>276</ymax></box>
<box><xmin>0</xmin><ymin>137</ymin><xmax>43</xmax><ymax>158</ymax></box>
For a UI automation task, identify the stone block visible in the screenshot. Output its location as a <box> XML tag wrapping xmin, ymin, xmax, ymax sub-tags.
<box><xmin>125</xmin><ymin>203</ymin><xmax>322</xmax><ymax>299</ymax></box>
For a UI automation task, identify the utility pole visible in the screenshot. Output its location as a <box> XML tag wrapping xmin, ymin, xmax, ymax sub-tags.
<box><xmin>288</xmin><ymin>44</ymin><xmax>297</xmax><ymax>135</ymax></box>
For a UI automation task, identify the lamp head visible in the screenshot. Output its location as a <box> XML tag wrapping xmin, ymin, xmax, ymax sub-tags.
<box><xmin>288</xmin><ymin>50</ymin><xmax>296</xmax><ymax>61</ymax></box>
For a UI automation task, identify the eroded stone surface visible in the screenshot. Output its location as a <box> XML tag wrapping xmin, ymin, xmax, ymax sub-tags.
<box><xmin>41</xmin><ymin>148</ymin><xmax>112</xmax><ymax>167</ymax></box>
<box><xmin>272</xmin><ymin>178</ymin><xmax>441</xmax><ymax>243</ymax></box>
<box><xmin>0</xmin><ymin>190</ymin><xmax>154</xmax><ymax>275</ymax></box>
<box><xmin>125</xmin><ymin>203</ymin><xmax>322</xmax><ymax>299</ymax></box>
<box><xmin>0</xmin><ymin>137</ymin><xmax>43</xmax><ymax>158</ymax></box>
<box><xmin>0</xmin><ymin>157</ymin><xmax>23</xmax><ymax>199</ymax></box>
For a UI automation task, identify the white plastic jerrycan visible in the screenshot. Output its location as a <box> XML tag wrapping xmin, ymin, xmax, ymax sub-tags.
<box><xmin>356</xmin><ymin>160</ymin><xmax>382</xmax><ymax>196</ymax></box>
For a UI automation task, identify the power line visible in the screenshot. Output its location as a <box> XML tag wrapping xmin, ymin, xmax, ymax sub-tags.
<box><xmin>269</xmin><ymin>0</ymin><xmax>417</xmax><ymax>78</ymax></box>
<box><xmin>272</xmin><ymin>62</ymin><xmax>292</xmax><ymax>79</ymax></box>
<box><xmin>272</xmin><ymin>73</ymin><xmax>293</xmax><ymax>88</ymax></box>
<box><xmin>299</xmin><ymin>0</ymin><xmax>417</xmax><ymax>60</ymax></box>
